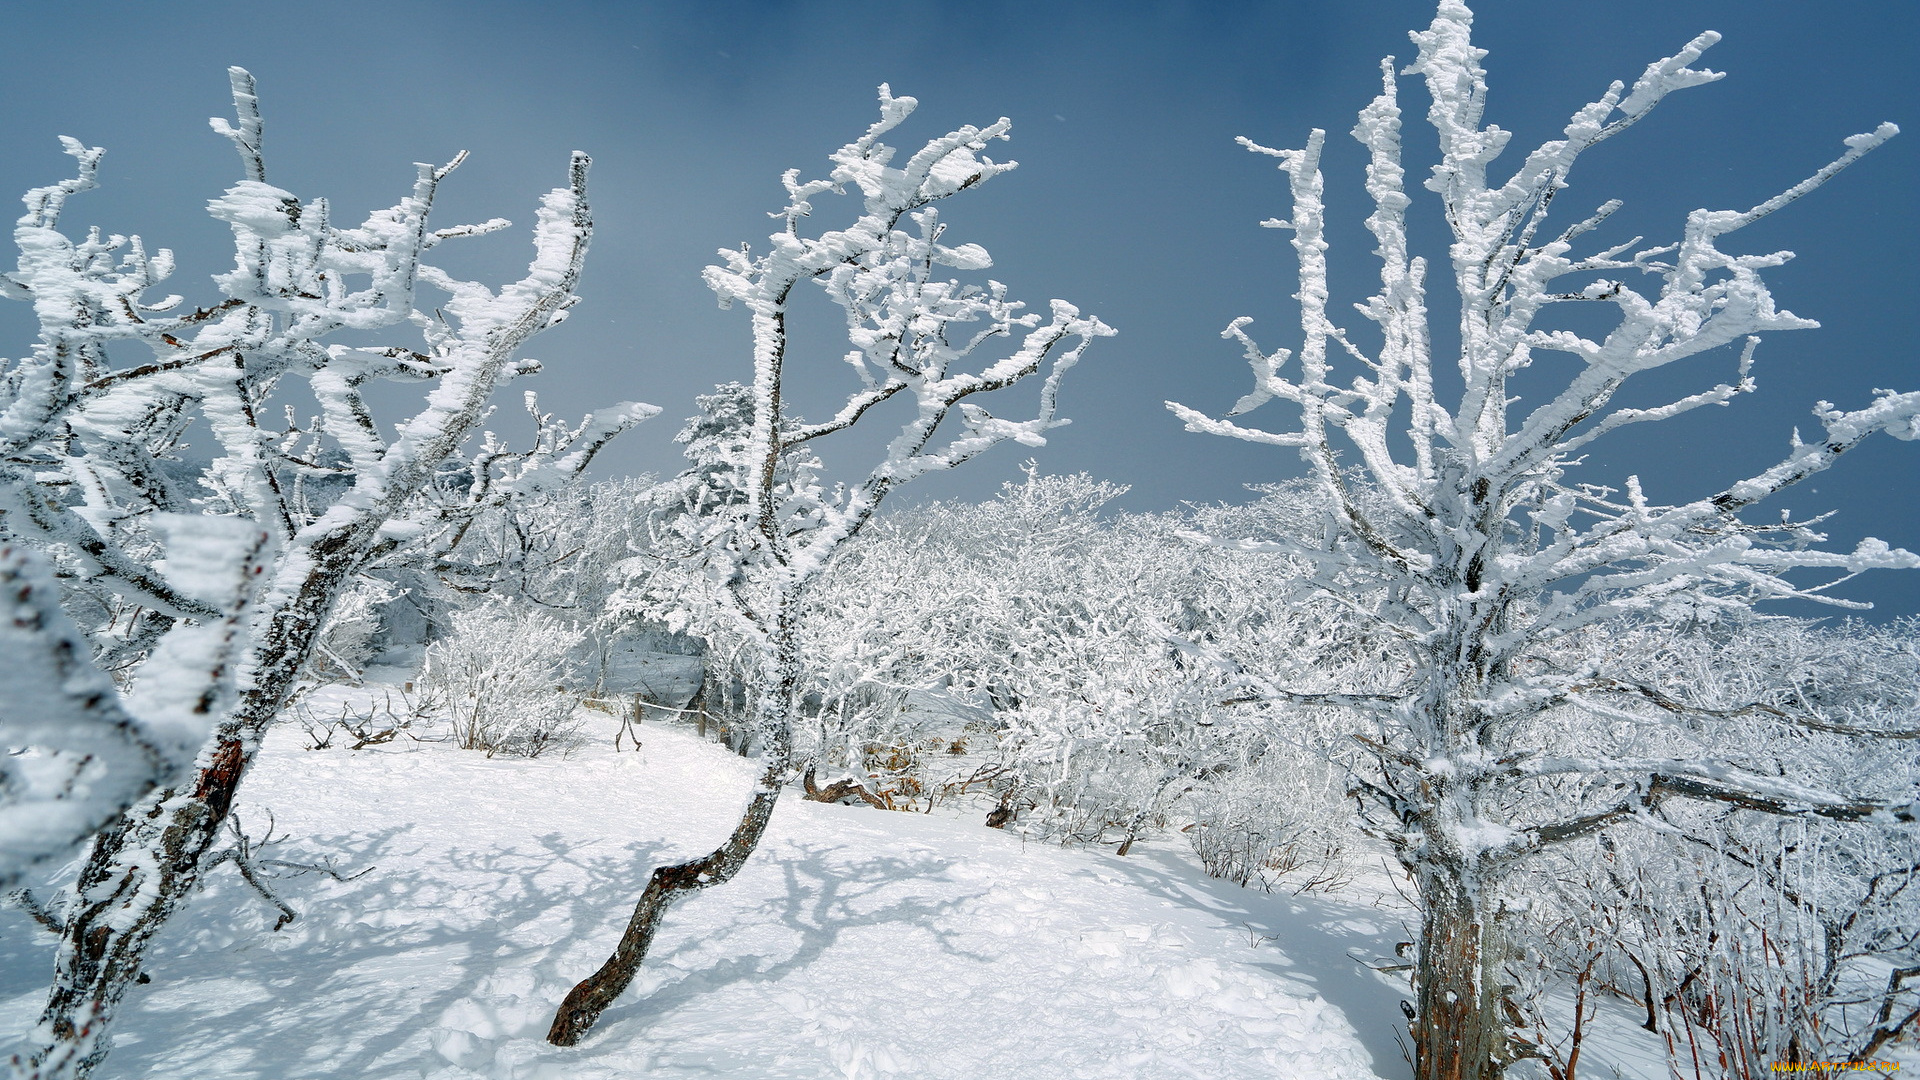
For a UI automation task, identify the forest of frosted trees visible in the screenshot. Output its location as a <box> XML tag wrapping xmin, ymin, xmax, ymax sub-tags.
<box><xmin>2</xmin><ymin>3</ymin><xmax>1915</xmax><ymax>1079</ymax></box>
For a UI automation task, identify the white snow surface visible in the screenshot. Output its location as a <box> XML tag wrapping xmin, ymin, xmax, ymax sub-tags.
<box><xmin>1</xmin><ymin>686</ymin><xmax>1420</xmax><ymax>1080</ymax></box>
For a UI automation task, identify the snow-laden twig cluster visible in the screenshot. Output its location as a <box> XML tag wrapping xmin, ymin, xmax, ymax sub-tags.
<box><xmin>0</xmin><ymin>525</ymin><xmax>260</xmax><ymax>888</ymax></box>
<box><xmin>689</xmin><ymin>85</ymin><xmax>1111</xmax><ymax>618</ymax></box>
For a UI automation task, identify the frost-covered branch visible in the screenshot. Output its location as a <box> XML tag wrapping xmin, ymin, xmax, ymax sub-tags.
<box><xmin>0</xmin><ymin>518</ymin><xmax>264</xmax><ymax>890</ymax></box>
<box><xmin>697</xmin><ymin>93</ymin><xmax>1110</xmax><ymax>601</ymax></box>
<box><xmin>552</xmin><ymin>87</ymin><xmax>1107</xmax><ymax>1048</ymax></box>
<box><xmin>2</xmin><ymin>68</ymin><xmax>642</xmax><ymax>1079</ymax></box>
<box><xmin>1163</xmin><ymin>4</ymin><xmax>1912</xmax><ymax>1077</ymax></box>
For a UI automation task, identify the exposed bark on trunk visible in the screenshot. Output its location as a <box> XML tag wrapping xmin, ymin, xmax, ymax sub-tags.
<box><xmin>544</xmin><ymin>765</ymin><xmax>785</xmax><ymax>1046</ymax></box>
<box><xmin>28</xmin><ymin>560</ymin><xmax>349</xmax><ymax>1078</ymax></box>
<box><xmin>1626</xmin><ymin>950</ymin><xmax>1660</xmax><ymax>1033</ymax></box>
<box><xmin>547</xmin><ymin>611</ymin><xmax>799</xmax><ymax>1047</ymax></box>
<box><xmin>1411</xmin><ymin>853</ymin><xmax>1511</xmax><ymax>1080</ymax></box>
<box><xmin>31</xmin><ymin>750</ymin><xmax>241</xmax><ymax>1077</ymax></box>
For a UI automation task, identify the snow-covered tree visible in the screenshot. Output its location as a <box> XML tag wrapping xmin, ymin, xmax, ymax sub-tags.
<box><xmin>801</xmin><ymin>472</ymin><xmax>1352</xmax><ymax>855</ymax></box>
<box><xmin>0</xmin><ymin>70</ymin><xmax>649</xmax><ymax>1078</ymax></box>
<box><xmin>546</xmin><ymin>87</ymin><xmax>1110</xmax><ymax>1046</ymax></box>
<box><xmin>1167</xmin><ymin>4</ymin><xmax>1918</xmax><ymax>1077</ymax></box>
<box><xmin>1507</xmin><ymin>616</ymin><xmax>1920</xmax><ymax>1074</ymax></box>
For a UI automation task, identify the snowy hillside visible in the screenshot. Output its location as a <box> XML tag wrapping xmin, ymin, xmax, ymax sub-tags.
<box><xmin>5</xmin><ymin>689</ymin><xmax>1420</xmax><ymax>1080</ymax></box>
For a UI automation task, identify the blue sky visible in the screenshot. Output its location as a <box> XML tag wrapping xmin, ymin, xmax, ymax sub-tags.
<box><xmin>2</xmin><ymin>1</ymin><xmax>1913</xmax><ymax>615</ymax></box>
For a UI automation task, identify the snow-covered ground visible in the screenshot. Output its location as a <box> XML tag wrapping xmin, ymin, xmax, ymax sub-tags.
<box><xmin>3</xmin><ymin>685</ymin><xmax>1676</xmax><ymax>1080</ymax></box>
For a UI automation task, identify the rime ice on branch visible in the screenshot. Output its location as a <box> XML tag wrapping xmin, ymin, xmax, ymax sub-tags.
<box><xmin>548</xmin><ymin>85</ymin><xmax>1110</xmax><ymax>1046</ymax></box>
<box><xmin>1167</xmin><ymin>3</ymin><xmax>1916</xmax><ymax>1078</ymax></box>
<box><xmin>1</xmin><ymin>68</ymin><xmax>650</xmax><ymax>1079</ymax></box>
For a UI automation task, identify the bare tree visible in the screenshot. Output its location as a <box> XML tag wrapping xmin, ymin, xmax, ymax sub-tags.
<box><xmin>1</xmin><ymin>70</ymin><xmax>649</xmax><ymax>1078</ymax></box>
<box><xmin>1168</xmin><ymin>3</ymin><xmax>1917</xmax><ymax>1077</ymax></box>
<box><xmin>547</xmin><ymin>86</ymin><xmax>1110</xmax><ymax>1046</ymax></box>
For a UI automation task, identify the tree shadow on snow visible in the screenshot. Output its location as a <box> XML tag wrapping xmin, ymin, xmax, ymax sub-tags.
<box><xmin>81</xmin><ymin>826</ymin><xmax>678</xmax><ymax>1080</ymax></box>
<box><xmin>8</xmin><ymin>812</ymin><xmax>1411</xmax><ymax>1079</ymax></box>
<box><xmin>589</xmin><ymin>836</ymin><xmax>977</xmax><ymax>1037</ymax></box>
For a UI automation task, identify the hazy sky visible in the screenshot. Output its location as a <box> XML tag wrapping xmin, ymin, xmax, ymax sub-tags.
<box><xmin>2</xmin><ymin>1</ymin><xmax>1914</xmax><ymax>616</ymax></box>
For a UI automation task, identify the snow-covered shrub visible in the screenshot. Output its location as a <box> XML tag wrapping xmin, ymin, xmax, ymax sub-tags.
<box><xmin>908</xmin><ymin>478</ymin><xmax>1366</xmax><ymax>857</ymax></box>
<box><xmin>418</xmin><ymin>603</ymin><xmax>587</xmax><ymax>758</ymax></box>
<box><xmin>706</xmin><ymin>471</ymin><xmax>1374</xmax><ymax>868</ymax></box>
<box><xmin>305</xmin><ymin>576</ymin><xmax>402</xmax><ymax>685</ymax></box>
<box><xmin>416</xmin><ymin>470</ymin><xmax>671</xmax><ymax>711</ymax></box>
<box><xmin>1186</xmin><ymin>748</ymin><xmax>1350</xmax><ymax>894</ymax></box>
<box><xmin>1497</xmin><ymin>616</ymin><xmax>1920</xmax><ymax>1075</ymax></box>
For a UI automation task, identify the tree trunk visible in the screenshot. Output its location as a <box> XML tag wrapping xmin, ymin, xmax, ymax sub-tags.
<box><xmin>544</xmin><ymin>763</ymin><xmax>785</xmax><ymax>1046</ymax></box>
<box><xmin>24</xmin><ymin>737</ymin><xmax>253</xmax><ymax>1078</ymax></box>
<box><xmin>27</xmin><ymin>559</ymin><xmax>349</xmax><ymax>1078</ymax></box>
<box><xmin>547</xmin><ymin>608</ymin><xmax>799</xmax><ymax>1047</ymax></box>
<box><xmin>1411</xmin><ymin>856</ymin><xmax>1512</xmax><ymax>1080</ymax></box>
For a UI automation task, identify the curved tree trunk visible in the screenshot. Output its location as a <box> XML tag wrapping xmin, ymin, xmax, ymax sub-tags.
<box><xmin>547</xmin><ymin>610</ymin><xmax>798</xmax><ymax>1047</ymax></box>
<box><xmin>544</xmin><ymin>763</ymin><xmax>786</xmax><ymax>1046</ymax></box>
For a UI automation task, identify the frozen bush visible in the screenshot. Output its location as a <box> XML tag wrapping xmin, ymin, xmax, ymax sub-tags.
<box><xmin>305</xmin><ymin>576</ymin><xmax>402</xmax><ymax>685</ymax></box>
<box><xmin>419</xmin><ymin>604</ymin><xmax>587</xmax><ymax>758</ymax></box>
<box><xmin>1186</xmin><ymin>747</ymin><xmax>1350</xmax><ymax>893</ymax></box>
